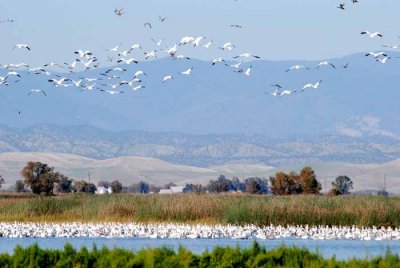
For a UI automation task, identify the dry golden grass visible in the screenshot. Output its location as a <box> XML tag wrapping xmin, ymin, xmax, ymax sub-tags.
<box><xmin>0</xmin><ymin>193</ymin><xmax>398</xmax><ymax>227</ymax></box>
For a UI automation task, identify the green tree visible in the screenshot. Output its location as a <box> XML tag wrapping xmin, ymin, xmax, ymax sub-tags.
<box><xmin>300</xmin><ymin>167</ymin><xmax>321</xmax><ymax>194</ymax></box>
<box><xmin>56</xmin><ymin>175</ymin><xmax>74</xmax><ymax>193</ymax></box>
<box><xmin>0</xmin><ymin>175</ymin><xmax>4</xmax><ymax>189</ymax></box>
<box><xmin>269</xmin><ymin>172</ymin><xmax>295</xmax><ymax>195</ymax></box>
<box><xmin>128</xmin><ymin>181</ymin><xmax>150</xmax><ymax>194</ymax></box>
<box><xmin>245</xmin><ymin>177</ymin><xmax>268</xmax><ymax>194</ymax></box>
<box><xmin>75</xmin><ymin>180</ymin><xmax>97</xmax><ymax>194</ymax></box>
<box><xmin>20</xmin><ymin>162</ymin><xmax>61</xmax><ymax>195</ymax></box>
<box><xmin>97</xmin><ymin>180</ymin><xmax>110</xmax><ymax>188</ymax></box>
<box><xmin>15</xmin><ymin>180</ymin><xmax>25</xmax><ymax>193</ymax></box>
<box><xmin>331</xmin><ymin>175</ymin><xmax>353</xmax><ymax>195</ymax></box>
<box><xmin>110</xmin><ymin>180</ymin><xmax>123</xmax><ymax>193</ymax></box>
<box><xmin>207</xmin><ymin>175</ymin><xmax>232</xmax><ymax>193</ymax></box>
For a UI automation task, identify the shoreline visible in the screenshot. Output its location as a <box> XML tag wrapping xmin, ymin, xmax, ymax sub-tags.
<box><xmin>1</xmin><ymin>222</ymin><xmax>399</xmax><ymax>240</ymax></box>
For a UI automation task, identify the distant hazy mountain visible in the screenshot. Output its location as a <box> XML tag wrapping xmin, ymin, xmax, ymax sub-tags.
<box><xmin>1</xmin><ymin>53</ymin><xmax>400</xmax><ymax>166</ymax></box>
<box><xmin>0</xmin><ymin>124</ymin><xmax>399</xmax><ymax>166</ymax></box>
<box><xmin>0</xmin><ymin>53</ymin><xmax>399</xmax><ymax>138</ymax></box>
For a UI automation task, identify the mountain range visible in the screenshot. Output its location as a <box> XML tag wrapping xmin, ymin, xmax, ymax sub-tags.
<box><xmin>0</xmin><ymin>53</ymin><xmax>400</xmax><ymax>182</ymax></box>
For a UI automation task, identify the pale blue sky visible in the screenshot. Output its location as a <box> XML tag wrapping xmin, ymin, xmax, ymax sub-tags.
<box><xmin>1</xmin><ymin>0</ymin><xmax>399</xmax><ymax>66</ymax></box>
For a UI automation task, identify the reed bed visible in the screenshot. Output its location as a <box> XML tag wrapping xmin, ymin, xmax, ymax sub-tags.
<box><xmin>0</xmin><ymin>194</ymin><xmax>399</xmax><ymax>227</ymax></box>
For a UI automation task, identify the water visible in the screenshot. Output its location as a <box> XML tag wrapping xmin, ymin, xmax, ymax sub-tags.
<box><xmin>0</xmin><ymin>237</ymin><xmax>399</xmax><ymax>260</ymax></box>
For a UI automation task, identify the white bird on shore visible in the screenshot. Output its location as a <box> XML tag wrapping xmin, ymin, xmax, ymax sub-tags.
<box><xmin>13</xmin><ymin>44</ymin><xmax>31</xmax><ymax>50</ymax></box>
<box><xmin>302</xmin><ymin>80</ymin><xmax>322</xmax><ymax>90</ymax></box>
<box><xmin>162</xmin><ymin>75</ymin><xmax>173</xmax><ymax>83</ymax></box>
<box><xmin>361</xmin><ymin>31</ymin><xmax>383</xmax><ymax>38</ymax></box>
<box><xmin>180</xmin><ymin>67</ymin><xmax>193</xmax><ymax>75</ymax></box>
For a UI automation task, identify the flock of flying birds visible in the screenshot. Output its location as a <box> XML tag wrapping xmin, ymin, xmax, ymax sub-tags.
<box><xmin>0</xmin><ymin>2</ymin><xmax>399</xmax><ymax>99</ymax></box>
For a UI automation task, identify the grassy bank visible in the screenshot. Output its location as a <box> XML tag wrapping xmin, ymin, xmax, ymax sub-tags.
<box><xmin>0</xmin><ymin>194</ymin><xmax>399</xmax><ymax>227</ymax></box>
<box><xmin>1</xmin><ymin>242</ymin><xmax>399</xmax><ymax>267</ymax></box>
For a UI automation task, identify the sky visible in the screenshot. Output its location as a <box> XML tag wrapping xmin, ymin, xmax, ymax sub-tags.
<box><xmin>1</xmin><ymin>0</ymin><xmax>400</xmax><ymax>67</ymax></box>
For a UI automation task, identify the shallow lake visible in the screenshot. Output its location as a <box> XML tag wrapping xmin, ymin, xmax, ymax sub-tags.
<box><xmin>0</xmin><ymin>237</ymin><xmax>399</xmax><ymax>260</ymax></box>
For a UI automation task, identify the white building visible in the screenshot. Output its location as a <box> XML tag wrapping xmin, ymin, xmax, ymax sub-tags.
<box><xmin>95</xmin><ymin>186</ymin><xmax>112</xmax><ymax>195</ymax></box>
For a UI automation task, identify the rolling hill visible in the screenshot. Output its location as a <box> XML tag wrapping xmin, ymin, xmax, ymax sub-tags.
<box><xmin>1</xmin><ymin>152</ymin><xmax>399</xmax><ymax>193</ymax></box>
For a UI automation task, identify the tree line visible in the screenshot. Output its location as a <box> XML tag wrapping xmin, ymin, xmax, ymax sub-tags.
<box><xmin>0</xmin><ymin>161</ymin><xmax>355</xmax><ymax>196</ymax></box>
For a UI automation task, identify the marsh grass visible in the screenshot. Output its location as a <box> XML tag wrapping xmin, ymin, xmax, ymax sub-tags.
<box><xmin>0</xmin><ymin>193</ymin><xmax>399</xmax><ymax>226</ymax></box>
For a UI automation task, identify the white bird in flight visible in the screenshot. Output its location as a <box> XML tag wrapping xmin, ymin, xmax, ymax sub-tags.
<box><xmin>28</xmin><ymin>89</ymin><xmax>47</xmax><ymax>96</ymax></box>
<box><xmin>219</xmin><ymin>42</ymin><xmax>236</xmax><ymax>51</ymax></box>
<box><xmin>302</xmin><ymin>80</ymin><xmax>322</xmax><ymax>90</ymax></box>
<box><xmin>203</xmin><ymin>40</ymin><xmax>213</xmax><ymax>49</ymax></box>
<box><xmin>144</xmin><ymin>50</ymin><xmax>157</xmax><ymax>60</ymax></box>
<box><xmin>233</xmin><ymin>53</ymin><xmax>260</xmax><ymax>59</ymax></box>
<box><xmin>365</xmin><ymin>52</ymin><xmax>387</xmax><ymax>58</ymax></box>
<box><xmin>162</xmin><ymin>75</ymin><xmax>174</xmax><ymax>83</ymax></box>
<box><xmin>107</xmin><ymin>44</ymin><xmax>122</xmax><ymax>52</ymax></box>
<box><xmin>180</xmin><ymin>67</ymin><xmax>194</xmax><ymax>75</ymax></box>
<box><xmin>376</xmin><ymin>57</ymin><xmax>391</xmax><ymax>64</ymax></box>
<box><xmin>361</xmin><ymin>31</ymin><xmax>383</xmax><ymax>38</ymax></box>
<box><xmin>317</xmin><ymin>61</ymin><xmax>336</xmax><ymax>69</ymax></box>
<box><xmin>285</xmin><ymin>65</ymin><xmax>309</xmax><ymax>72</ymax></box>
<box><xmin>13</xmin><ymin>44</ymin><xmax>31</xmax><ymax>51</ymax></box>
